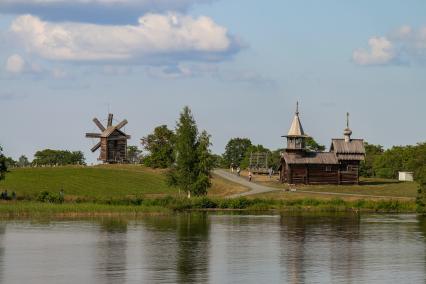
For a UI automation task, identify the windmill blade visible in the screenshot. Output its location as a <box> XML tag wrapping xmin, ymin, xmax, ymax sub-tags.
<box><xmin>115</xmin><ymin>119</ymin><xmax>128</xmax><ymax>130</ymax></box>
<box><xmin>93</xmin><ymin>118</ymin><xmax>105</xmax><ymax>132</ymax></box>
<box><xmin>85</xmin><ymin>133</ymin><xmax>101</xmax><ymax>138</ymax></box>
<box><xmin>91</xmin><ymin>141</ymin><xmax>101</xmax><ymax>152</ymax></box>
<box><xmin>107</xmin><ymin>113</ymin><xmax>113</xmax><ymax>127</ymax></box>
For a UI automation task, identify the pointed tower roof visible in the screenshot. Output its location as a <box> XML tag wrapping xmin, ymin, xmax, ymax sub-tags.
<box><xmin>285</xmin><ymin>102</ymin><xmax>308</xmax><ymax>137</ymax></box>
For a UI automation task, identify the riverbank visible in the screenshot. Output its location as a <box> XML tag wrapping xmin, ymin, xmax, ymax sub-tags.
<box><xmin>0</xmin><ymin>166</ymin><xmax>422</xmax><ymax>216</ymax></box>
<box><xmin>0</xmin><ymin>196</ymin><xmax>419</xmax><ymax>218</ymax></box>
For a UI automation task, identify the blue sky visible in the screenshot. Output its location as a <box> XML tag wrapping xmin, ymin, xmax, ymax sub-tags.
<box><xmin>0</xmin><ymin>0</ymin><xmax>425</xmax><ymax>163</ymax></box>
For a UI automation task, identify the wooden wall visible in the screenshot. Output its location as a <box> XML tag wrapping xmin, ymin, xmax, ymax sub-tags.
<box><xmin>280</xmin><ymin>161</ymin><xmax>360</xmax><ymax>185</ymax></box>
<box><xmin>99</xmin><ymin>130</ymin><xmax>128</xmax><ymax>163</ymax></box>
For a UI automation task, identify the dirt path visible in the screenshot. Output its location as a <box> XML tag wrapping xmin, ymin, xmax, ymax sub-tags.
<box><xmin>213</xmin><ymin>169</ymin><xmax>280</xmax><ymax>198</ymax></box>
<box><xmin>213</xmin><ymin>169</ymin><xmax>413</xmax><ymax>200</ymax></box>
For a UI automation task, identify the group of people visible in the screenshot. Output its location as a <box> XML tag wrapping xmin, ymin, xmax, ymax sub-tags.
<box><xmin>230</xmin><ymin>164</ymin><xmax>242</xmax><ymax>176</ymax></box>
<box><xmin>1</xmin><ymin>190</ymin><xmax>16</xmax><ymax>200</ymax></box>
<box><xmin>230</xmin><ymin>164</ymin><xmax>275</xmax><ymax>182</ymax></box>
<box><xmin>230</xmin><ymin>164</ymin><xmax>254</xmax><ymax>182</ymax></box>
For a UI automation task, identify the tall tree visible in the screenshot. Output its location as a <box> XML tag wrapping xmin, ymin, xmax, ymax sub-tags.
<box><xmin>194</xmin><ymin>131</ymin><xmax>214</xmax><ymax>195</ymax></box>
<box><xmin>305</xmin><ymin>137</ymin><xmax>326</xmax><ymax>152</ymax></box>
<box><xmin>416</xmin><ymin>167</ymin><xmax>426</xmax><ymax>213</ymax></box>
<box><xmin>127</xmin><ymin>146</ymin><xmax>142</xmax><ymax>164</ymax></box>
<box><xmin>168</xmin><ymin>107</ymin><xmax>213</xmax><ymax>198</ymax></box>
<box><xmin>270</xmin><ymin>148</ymin><xmax>284</xmax><ymax>170</ymax></box>
<box><xmin>360</xmin><ymin>143</ymin><xmax>384</xmax><ymax>177</ymax></box>
<box><xmin>222</xmin><ymin>138</ymin><xmax>252</xmax><ymax>167</ymax></box>
<box><xmin>141</xmin><ymin>125</ymin><xmax>175</xmax><ymax>168</ymax></box>
<box><xmin>17</xmin><ymin>155</ymin><xmax>30</xmax><ymax>167</ymax></box>
<box><xmin>0</xmin><ymin>146</ymin><xmax>7</xmax><ymax>181</ymax></box>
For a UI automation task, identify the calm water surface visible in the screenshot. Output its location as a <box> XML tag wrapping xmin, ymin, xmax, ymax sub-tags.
<box><xmin>0</xmin><ymin>213</ymin><xmax>425</xmax><ymax>283</ymax></box>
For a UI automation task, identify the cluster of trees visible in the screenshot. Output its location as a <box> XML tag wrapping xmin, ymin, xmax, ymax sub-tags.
<box><xmin>141</xmin><ymin>125</ymin><xmax>175</xmax><ymax>168</ymax></box>
<box><xmin>127</xmin><ymin>146</ymin><xmax>143</xmax><ymax>164</ymax></box>
<box><xmin>32</xmin><ymin>149</ymin><xmax>85</xmax><ymax>166</ymax></box>
<box><xmin>0</xmin><ymin>146</ymin><xmax>7</xmax><ymax>181</ymax></box>
<box><xmin>360</xmin><ymin>142</ymin><xmax>426</xmax><ymax>179</ymax></box>
<box><xmin>141</xmin><ymin>107</ymin><xmax>214</xmax><ymax>197</ymax></box>
<box><xmin>417</xmin><ymin>169</ymin><xmax>426</xmax><ymax>212</ymax></box>
<box><xmin>2</xmin><ymin>150</ymin><xmax>86</xmax><ymax>168</ymax></box>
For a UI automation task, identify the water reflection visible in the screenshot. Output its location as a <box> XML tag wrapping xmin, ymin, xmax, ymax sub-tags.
<box><xmin>141</xmin><ymin>213</ymin><xmax>210</xmax><ymax>283</ymax></box>
<box><xmin>176</xmin><ymin>213</ymin><xmax>210</xmax><ymax>284</ymax></box>
<box><xmin>280</xmin><ymin>214</ymin><xmax>361</xmax><ymax>283</ymax></box>
<box><xmin>95</xmin><ymin>218</ymin><xmax>128</xmax><ymax>284</ymax></box>
<box><xmin>418</xmin><ymin>215</ymin><xmax>426</xmax><ymax>280</ymax></box>
<box><xmin>0</xmin><ymin>213</ymin><xmax>424</xmax><ymax>283</ymax></box>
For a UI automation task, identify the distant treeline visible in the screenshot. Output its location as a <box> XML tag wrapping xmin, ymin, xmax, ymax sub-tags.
<box><xmin>360</xmin><ymin>142</ymin><xmax>426</xmax><ymax>180</ymax></box>
<box><xmin>2</xmin><ymin>149</ymin><xmax>86</xmax><ymax>167</ymax></box>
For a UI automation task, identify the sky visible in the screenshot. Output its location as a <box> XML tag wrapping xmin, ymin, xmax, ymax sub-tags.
<box><xmin>0</xmin><ymin>0</ymin><xmax>425</xmax><ymax>163</ymax></box>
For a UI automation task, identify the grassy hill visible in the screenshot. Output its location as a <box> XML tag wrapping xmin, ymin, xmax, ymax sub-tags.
<box><xmin>0</xmin><ymin>165</ymin><xmax>247</xmax><ymax>201</ymax></box>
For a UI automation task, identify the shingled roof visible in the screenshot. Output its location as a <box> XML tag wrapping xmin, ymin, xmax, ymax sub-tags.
<box><xmin>330</xmin><ymin>139</ymin><xmax>365</xmax><ymax>154</ymax></box>
<box><xmin>284</xmin><ymin>102</ymin><xmax>309</xmax><ymax>137</ymax></box>
<box><xmin>330</xmin><ymin>139</ymin><xmax>365</xmax><ymax>161</ymax></box>
<box><xmin>101</xmin><ymin>127</ymin><xmax>130</xmax><ymax>139</ymax></box>
<box><xmin>282</xmin><ymin>152</ymin><xmax>338</xmax><ymax>165</ymax></box>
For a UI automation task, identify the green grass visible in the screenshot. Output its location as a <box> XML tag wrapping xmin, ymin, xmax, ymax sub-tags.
<box><xmin>0</xmin><ymin>201</ymin><xmax>170</xmax><ymax>218</ymax></box>
<box><xmin>0</xmin><ymin>165</ymin><xmax>176</xmax><ymax>200</ymax></box>
<box><xmin>0</xmin><ymin>166</ymin><xmax>420</xmax><ymax>216</ymax></box>
<box><xmin>0</xmin><ymin>196</ymin><xmax>418</xmax><ymax>218</ymax></box>
<box><xmin>257</xmin><ymin>177</ymin><xmax>418</xmax><ymax>198</ymax></box>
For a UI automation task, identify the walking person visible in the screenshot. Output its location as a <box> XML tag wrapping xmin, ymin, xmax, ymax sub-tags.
<box><xmin>268</xmin><ymin>167</ymin><xmax>273</xmax><ymax>179</ymax></box>
<box><xmin>248</xmin><ymin>171</ymin><xmax>253</xmax><ymax>182</ymax></box>
<box><xmin>237</xmin><ymin>167</ymin><xmax>241</xmax><ymax>176</ymax></box>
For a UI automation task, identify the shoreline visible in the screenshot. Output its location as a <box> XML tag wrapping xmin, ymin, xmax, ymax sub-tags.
<box><xmin>0</xmin><ymin>196</ymin><xmax>421</xmax><ymax>218</ymax></box>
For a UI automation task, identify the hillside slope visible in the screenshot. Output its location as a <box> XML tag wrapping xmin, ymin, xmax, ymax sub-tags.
<box><xmin>0</xmin><ymin>165</ymin><xmax>247</xmax><ymax>200</ymax></box>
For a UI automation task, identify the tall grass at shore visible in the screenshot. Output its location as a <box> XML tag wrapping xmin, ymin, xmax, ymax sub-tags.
<box><xmin>0</xmin><ymin>196</ymin><xmax>417</xmax><ymax>217</ymax></box>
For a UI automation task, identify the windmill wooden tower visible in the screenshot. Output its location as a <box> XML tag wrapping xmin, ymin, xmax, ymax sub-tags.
<box><xmin>85</xmin><ymin>114</ymin><xmax>131</xmax><ymax>163</ymax></box>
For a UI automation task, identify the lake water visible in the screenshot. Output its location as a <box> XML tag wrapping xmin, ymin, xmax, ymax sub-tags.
<box><xmin>0</xmin><ymin>213</ymin><xmax>425</xmax><ymax>283</ymax></box>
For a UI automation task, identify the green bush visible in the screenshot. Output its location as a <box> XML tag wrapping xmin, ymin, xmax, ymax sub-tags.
<box><xmin>416</xmin><ymin>168</ymin><xmax>426</xmax><ymax>213</ymax></box>
<box><xmin>36</xmin><ymin>191</ymin><xmax>64</xmax><ymax>204</ymax></box>
<box><xmin>193</xmin><ymin>197</ymin><xmax>218</xmax><ymax>209</ymax></box>
<box><xmin>375</xmin><ymin>168</ymin><xmax>394</xmax><ymax>179</ymax></box>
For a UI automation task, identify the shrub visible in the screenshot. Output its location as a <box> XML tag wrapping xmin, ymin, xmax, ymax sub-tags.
<box><xmin>193</xmin><ymin>197</ymin><xmax>218</xmax><ymax>209</ymax></box>
<box><xmin>416</xmin><ymin>168</ymin><xmax>426</xmax><ymax>213</ymax></box>
<box><xmin>37</xmin><ymin>191</ymin><xmax>64</xmax><ymax>204</ymax></box>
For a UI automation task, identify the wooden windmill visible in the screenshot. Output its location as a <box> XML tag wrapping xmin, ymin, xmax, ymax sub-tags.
<box><xmin>85</xmin><ymin>114</ymin><xmax>131</xmax><ymax>163</ymax></box>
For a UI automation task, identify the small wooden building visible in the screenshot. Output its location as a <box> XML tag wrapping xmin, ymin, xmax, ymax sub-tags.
<box><xmin>279</xmin><ymin>104</ymin><xmax>365</xmax><ymax>185</ymax></box>
<box><xmin>86</xmin><ymin>114</ymin><xmax>131</xmax><ymax>163</ymax></box>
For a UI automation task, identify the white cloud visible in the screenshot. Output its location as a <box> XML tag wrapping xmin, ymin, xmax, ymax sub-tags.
<box><xmin>10</xmin><ymin>14</ymin><xmax>237</xmax><ymax>63</ymax></box>
<box><xmin>0</xmin><ymin>0</ymin><xmax>213</xmax><ymax>23</ymax></box>
<box><xmin>354</xmin><ymin>26</ymin><xmax>426</xmax><ymax>66</ymax></box>
<box><xmin>352</xmin><ymin>36</ymin><xmax>395</xmax><ymax>65</ymax></box>
<box><xmin>5</xmin><ymin>54</ymin><xmax>26</xmax><ymax>73</ymax></box>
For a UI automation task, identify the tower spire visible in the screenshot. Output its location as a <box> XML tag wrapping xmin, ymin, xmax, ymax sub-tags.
<box><xmin>344</xmin><ymin>112</ymin><xmax>352</xmax><ymax>142</ymax></box>
<box><xmin>296</xmin><ymin>101</ymin><xmax>299</xmax><ymax>115</ymax></box>
<box><xmin>346</xmin><ymin>112</ymin><xmax>350</xmax><ymax>128</ymax></box>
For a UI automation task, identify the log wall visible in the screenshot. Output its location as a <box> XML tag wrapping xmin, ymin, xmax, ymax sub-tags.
<box><xmin>281</xmin><ymin>162</ymin><xmax>360</xmax><ymax>185</ymax></box>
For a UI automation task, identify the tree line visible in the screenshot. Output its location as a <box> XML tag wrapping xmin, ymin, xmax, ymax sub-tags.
<box><xmin>360</xmin><ymin>142</ymin><xmax>426</xmax><ymax>179</ymax></box>
<box><xmin>1</xmin><ymin>149</ymin><xmax>86</xmax><ymax>168</ymax></box>
<box><xmin>1</xmin><ymin>108</ymin><xmax>426</xmax><ymax>206</ymax></box>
